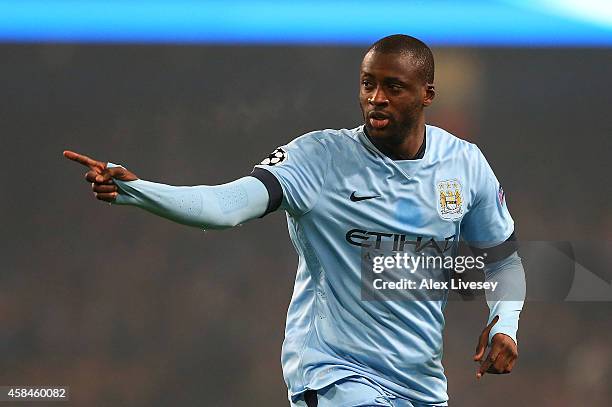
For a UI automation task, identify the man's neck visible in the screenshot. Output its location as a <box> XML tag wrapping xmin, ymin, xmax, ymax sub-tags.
<box><xmin>366</xmin><ymin>120</ymin><xmax>426</xmax><ymax>160</ymax></box>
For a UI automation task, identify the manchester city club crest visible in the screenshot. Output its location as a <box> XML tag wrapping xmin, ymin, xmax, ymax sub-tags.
<box><xmin>437</xmin><ymin>179</ymin><xmax>463</xmax><ymax>220</ymax></box>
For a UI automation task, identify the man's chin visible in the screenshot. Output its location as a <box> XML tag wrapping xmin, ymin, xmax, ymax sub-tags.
<box><xmin>365</xmin><ymin>122</ymin><xmax>392</xmax><ymax>137</ymax></box>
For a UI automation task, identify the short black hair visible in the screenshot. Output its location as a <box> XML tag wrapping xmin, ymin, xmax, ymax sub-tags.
<box><xmin>366</xmin><ymin>34</ymin><xmax>435</xmax><ymax>84</ymax></box>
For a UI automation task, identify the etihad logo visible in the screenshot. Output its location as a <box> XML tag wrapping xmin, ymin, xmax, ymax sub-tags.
<box><xmin>345</xmin><ymin>228</ymin><xmax>456</xmax><ymax>254</ymax></box>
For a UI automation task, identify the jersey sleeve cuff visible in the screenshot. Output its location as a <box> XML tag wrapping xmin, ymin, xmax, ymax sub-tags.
<box><xmin>250</xmin><ymin>167</ymin><xmax>283</xmax><ymax>217</ymax></box>
<box><xmin>469</xmin><ymin>231</ymin><xmax>518</xmax><ymax>264</ymax></box>
<box><xmin>489</xmin><ymin>321</ymin><xmax>518</xmax><ymax>346</ymax></box>
<box><xmin>106</xmin><ymin>162</ymin><xmax>138</xmax><ymax>206</ymax></box>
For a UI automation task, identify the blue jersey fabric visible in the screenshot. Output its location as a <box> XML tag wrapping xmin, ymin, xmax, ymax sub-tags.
<box><xmin>254</xmin><ymin>125</ymin><xmax>514</xmax><ymax>405</ymax></box>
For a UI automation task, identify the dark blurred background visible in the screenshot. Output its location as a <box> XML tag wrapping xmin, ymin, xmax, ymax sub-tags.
<box><xmin>2</xmin><ymin>2</ymin><xmax>612</xmax><ymax>403</ymax></box>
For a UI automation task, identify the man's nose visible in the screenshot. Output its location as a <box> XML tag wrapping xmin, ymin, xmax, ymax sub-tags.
<box><xmin>368</xmin><ymin>86</ymin><xmax>389</xmax><ymax>105</ymax></box>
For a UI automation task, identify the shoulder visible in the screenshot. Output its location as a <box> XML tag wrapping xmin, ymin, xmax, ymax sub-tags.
<box><xmin>288</xmin><ymin>127</ymin><xmax>360</xmax><ymax>146</ymax></box>
<box><xmin>427</xmin><ymin>124</ymin><xmax>483</xmax><ymax>162</ymax></box>
<box><xmin>262</xmin><ymin>128</ymin><xmax>351</xmax><ymax>167</ymax></box>
<box><xmin>283</xmin><ymin>126</ymin><xmax>363</xmax><ymax>155</ymax></box>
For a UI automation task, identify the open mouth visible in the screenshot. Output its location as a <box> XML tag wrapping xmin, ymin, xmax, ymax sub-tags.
<box><xmin>368</xmin><ymin>111</ymin><xmax>390</xmax><ymax>129</ymax></box>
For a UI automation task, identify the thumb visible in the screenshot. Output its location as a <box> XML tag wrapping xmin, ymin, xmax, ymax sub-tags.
<box><xmin>105</xmin><ymin>166</ymin><xmax>138</xmax><ymax>182</ymax></box>
<box><xmin>474</xmin><ymin>315</ymin><xmax>499</xmax><ymax>361</ymax></box>
<box><xmin>93</xmin><ymin>166</ymin><xmax>131</xmax><ymax>183</ymax></box>
<box><xmin>473</xmin><ymin>336</ymin><xmax>487</xmax><ymax>361</ymax></box>
<box><xmin>484</xmin><ymin>314</ymin><xmax>500</xmax><ymax>336</ymax></box>
<box><xmin>106</xmin><ymin>166</ymin><xmax>125</xmax><ymax>180</ymax></box>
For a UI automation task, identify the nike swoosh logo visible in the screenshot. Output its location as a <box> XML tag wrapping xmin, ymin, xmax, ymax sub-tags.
<box><xmin>350</xmin><ymin>191</ymin><xmax>380</xmax><ymax>202</ymax></box>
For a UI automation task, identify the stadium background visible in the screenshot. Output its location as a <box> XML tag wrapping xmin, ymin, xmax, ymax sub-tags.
<box><xmin>1</xmin><ymin>1</ymin><xmax>611</xmax><ymax>406</ymax></box>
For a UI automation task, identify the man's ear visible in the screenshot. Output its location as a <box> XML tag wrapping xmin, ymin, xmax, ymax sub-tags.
<box><xmin>423</xmin><ymin>84</ymin><xmax>435</xmax><ymax>107</ymax></box>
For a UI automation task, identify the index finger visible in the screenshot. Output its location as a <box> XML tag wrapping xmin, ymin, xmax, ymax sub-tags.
<box><xmin>63</xmin><ymin>150</ymin><xmax>106</xmax><ymax>170</ymax></box>
<box><xmin>477</xmin><ymin>349</ymin><xmax>496</xmax><ymax>379</ymax></box>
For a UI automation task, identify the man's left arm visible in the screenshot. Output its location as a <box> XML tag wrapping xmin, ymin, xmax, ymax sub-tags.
<box><xmin>460</xmin><ymin>145</ymin><xmax>526</xmax><ymax>379</ymax></box>
<box><xmin>473</xmin><ymin>248</ymin><xmax>526</xmax><ymax>378</ymax></box>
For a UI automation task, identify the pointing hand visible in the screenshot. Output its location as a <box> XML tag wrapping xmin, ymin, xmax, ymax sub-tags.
<box><xmin>63</xmin><ymin>150</ymin><xmax>138</xmax><ymax>203</ymax></box>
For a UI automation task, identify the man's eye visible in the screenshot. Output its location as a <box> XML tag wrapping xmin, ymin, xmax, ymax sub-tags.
<box><xmin>389</xmin><ymin>84</ymin><xmax>403</xmax><ymax>90</ymax></box>
<box><xmin>362</xmin><ymin>81</ymin><xmax>373</xmax><ymax>88</ymax></box>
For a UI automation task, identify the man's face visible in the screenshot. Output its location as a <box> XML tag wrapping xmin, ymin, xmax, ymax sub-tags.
<box><xmin>359</xmin><ymin>51</ymin><xmax>434</xmax><ymax>140</ymax></box>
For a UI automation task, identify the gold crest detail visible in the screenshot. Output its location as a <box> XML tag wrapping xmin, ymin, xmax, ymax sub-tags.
<box><xmin>437</xmin><ymin>179</ymin><xmax>463</xmax><ymax>219</ymax></box>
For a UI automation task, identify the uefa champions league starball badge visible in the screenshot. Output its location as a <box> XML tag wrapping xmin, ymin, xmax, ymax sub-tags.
<box><xmin>260</xmin><ymin>148</ymin><xmax>287</xmax><ymax>166</ymax></box>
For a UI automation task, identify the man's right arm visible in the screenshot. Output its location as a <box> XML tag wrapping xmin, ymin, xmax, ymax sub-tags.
<box><xmin>63</xmin><ymin>150</ymin><xmax>272</xmax><ymax>230</ymax></box>
<box><xmin>110</xmin><ymin>169</ymin><xmax>270</xmax><ymax>229</ymax></box>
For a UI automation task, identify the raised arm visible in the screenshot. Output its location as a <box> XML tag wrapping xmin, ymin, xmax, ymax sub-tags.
<box><xmin>63</xmin><ymin>150</ymin><xmax>270</xmax><ymax>229</ymax></box>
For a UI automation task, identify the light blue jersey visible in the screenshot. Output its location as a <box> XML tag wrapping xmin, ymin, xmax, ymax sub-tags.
<box><xmin>254</xmin><ymin>124</ymin><xmax>515</xmax><ymax>405</ymax></box>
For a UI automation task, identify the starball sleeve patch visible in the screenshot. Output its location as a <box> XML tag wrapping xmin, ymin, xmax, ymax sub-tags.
<box><xmin>498</xmin><ymin>185</ymin><xmax>505</xmax><ymax>205</ymax></box>
<box><xmin>259</xmin><ymin>147</ymin><xmax>287</xmax><ymax>166</ymax></box>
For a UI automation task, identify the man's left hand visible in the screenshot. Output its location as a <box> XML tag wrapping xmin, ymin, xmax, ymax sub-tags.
<box><xmin>473</xmin><ymin>315</ymin><xmax>518</xmax><ymax>379</ymax></box>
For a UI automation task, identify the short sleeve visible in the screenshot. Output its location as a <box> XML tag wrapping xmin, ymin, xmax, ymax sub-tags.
<box><xmin>252</xmin><ymin>132</ymin><xmax>330</xmax><ymax>217</ymax></box>
<box><xmin>461</xmin><ymin>147</ymin><xmax>514</xmax><ymax>248</ymax></box>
